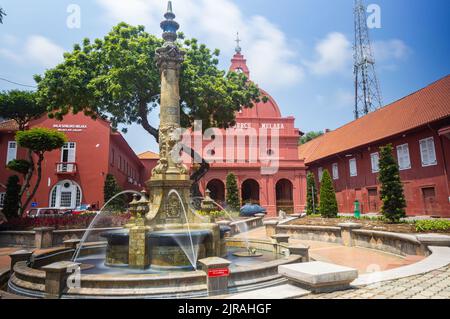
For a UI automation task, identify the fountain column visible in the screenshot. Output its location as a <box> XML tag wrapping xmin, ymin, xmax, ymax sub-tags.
<box><xmin>146</xmin><ymin>2</ymin><xmax>195</xmax><ymax>226</ymax></box>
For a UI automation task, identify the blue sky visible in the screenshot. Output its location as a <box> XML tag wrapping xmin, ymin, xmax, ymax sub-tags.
<box><xmin>1</xmin><ymin>0</ymin><xmax>449</xmax><ymax>154</ymax></box>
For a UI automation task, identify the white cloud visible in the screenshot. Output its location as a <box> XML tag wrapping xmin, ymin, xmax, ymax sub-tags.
<box><xmin>304</xmin><ymin>32</ymin><xmax>352</xmax><ymax>75</ymax></box>
<box><xmin>24</xmin><ymin>36</ymin><xmax>65</xmax><ymax>68</ymax></box>
<box><xmin>95</xmin><ymin>0</ymin><xmax>304</xmax><ymax>89</ymax></box>
<box><xmin>372</xmin><ymin>39</ymin><xmax>411</xmax><ymax>62</ymax></box>
<box><xmin>0</xmin><ymin>35</ymin><xmax>65</xmax><ymax>68</ymax></box>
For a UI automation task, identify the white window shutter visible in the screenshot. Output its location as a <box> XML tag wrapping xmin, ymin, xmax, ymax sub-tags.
<box><xmin>6</xmin><ymin>141</ymin><xmax>17</xmax><ymax>164</ymax></box>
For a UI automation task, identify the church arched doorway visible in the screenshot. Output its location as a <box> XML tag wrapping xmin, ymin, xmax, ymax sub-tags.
<box><xmin>206</xmin><ymin>179</ymin><xmax>225</xmax><ymax>206</ymax></box>
<box><xmin>241</xmin><ymin>179</ymin><xmax>260</xmax><ymax>205</ymax></box>
<box><xmin>276</xmin><ymin>179</ymin><xmax>294</xmax><ymax>215</ymax></box>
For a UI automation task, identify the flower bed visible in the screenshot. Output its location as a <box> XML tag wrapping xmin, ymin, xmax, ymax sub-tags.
<box><xmin>290</xmin><ymin>216</ymin><xmax>450</xmax><ymax>234</ymax></box>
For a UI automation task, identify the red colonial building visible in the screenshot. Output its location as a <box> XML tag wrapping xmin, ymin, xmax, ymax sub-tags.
<box><xmin>0</xmin><ymin>113</ymin><xmax>145</xmax><ymax>211</ymax></box>
<box><xmin>299</xmin><ymin>75</ymin><xmax>450</xmax><ymax>217</ymax></box>
<box><xmin>142</xmin><ymin>48</ymin><xmax>308</xmax><ymax>216</ymax></box>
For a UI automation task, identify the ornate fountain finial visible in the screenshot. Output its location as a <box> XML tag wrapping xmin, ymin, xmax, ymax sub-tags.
<box><xmin>160</xmin><ymin>1</ymin><xmax>179</xmax><ymax>43</ymax></box>
<box><xmin>235</xmin><ymin>32</ymin><xmax>242</xmax><ymax>54</ymax></box>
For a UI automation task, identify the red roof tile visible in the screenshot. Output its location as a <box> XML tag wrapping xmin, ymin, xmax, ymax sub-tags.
<box><xmin>299</xmin><ymin>75</ymin><xmax>450</xmax><ymax>164</ymax></box>
<box><xmin>138</xmin><ymin>151</ymin><xmax>159</xmax><ymax>160</ymax></box>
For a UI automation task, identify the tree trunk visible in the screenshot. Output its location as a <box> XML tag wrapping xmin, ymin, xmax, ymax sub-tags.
<box><xmin>17</xmin><ymin>149</ymin><xmax>34</xmax><ymax>217</ymax></box>
<box><xmin>22</xmin><ymin>153</ymin><xmax>44</xmax><ymax>214</ymax></box>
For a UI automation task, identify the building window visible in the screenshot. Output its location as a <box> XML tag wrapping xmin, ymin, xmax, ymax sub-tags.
<box><xmin>371</xmin><ymin>152</ymin><xmax>380</xmax><ymax>173</ymax></box>
<box><xmin>318</xmin><ymin>167</ymin><xmax>324</xmax><ymax>182</ymax></box>
<box><xmin>49</xmin><ymin>180</ymin><xmax>82</xmax><ymax>209</ymax></box>
<box><xmin>60</xmin><ymin>142</ymin><xmax>77</xmax><ymax>173</ymax></box>
<box><xmin>111</xmin><ymin>149</ymin><xmax>115</xmax><ymax>165</ymax></box>
<box><xmin>396</xmin><ymin>144</ymin><xmax>411</xmax><ymax>170</ymax></box>
<box><xmin>6</xmin><ymin>141</ymin><xmax>17</xmax><ymax>165</ymax></box>
<box><xmin>0</xmin><ymin>192</ymin><xmax>5</xmax><ymax>207</ymax></box>
<box><xmin>332</xmin><ymin>163</ymin><xmax>339</xmax><ymax>180</ymax></box>
<box><xmin>349</xmin><ymin>158</ymin><xmax>357</xmax><ymax>177</ymax></box>
<box><xmin>419</xmin><ymin>137</ymin><xmax>437</xmax><ymax>167</ymax></box>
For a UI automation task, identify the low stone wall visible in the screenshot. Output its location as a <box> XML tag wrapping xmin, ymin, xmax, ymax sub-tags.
<box><xmin>352</xmin><ymin>229</ymin><xmax>428</xmax><ymax>256</ymax></box>
<box><xmin>226</xmin><ymin>216</ymin><xmax>264</xmax><ymax>236</ymax></box>
<box><xmin>276</xmin><ymin>225</ymin><xmax>342</xmax><ymax>244</ymax></box>
<box><xmin>52</xmin><ymin>228</ymin><xmax>121</xmax><ymax>246</ymax></box>
<box><xmin>0</xmin><ymin>227</ymin><xmax>121</xmax><ymax>249</ymax></box>
<box><xmin>273</xmin><ymin>223</ymin><xmax>430</xmax><ymax>257</ymax></box>
<box><xmin>0</xmin><ymin>231</ymin><xmax>35</xmax><ymax>248</ymax></box>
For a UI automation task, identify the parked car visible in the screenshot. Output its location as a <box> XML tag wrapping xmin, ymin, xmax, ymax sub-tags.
<box><xmin>23</xmin><ymin>208</ymin><xmax>65</xmax><ymax>218</ymax></box>
<box><xmin>240</xmin><ymin>203</ymin><xmax>267</xmax><ymax>217</ymax></box>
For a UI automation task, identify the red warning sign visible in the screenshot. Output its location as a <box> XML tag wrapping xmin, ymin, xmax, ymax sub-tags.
<box><xmin>208</xmin><ymin>268</ymin><xmax>230</xmax><ymax>278</ymax></box>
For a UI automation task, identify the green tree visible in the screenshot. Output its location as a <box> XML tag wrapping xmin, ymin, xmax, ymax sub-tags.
<box><xmin>0</xmin><ymin>90</ymin><xmax>46</xmax><ymax>131</ymax></box>
<box><xmin>226</xmin><ymin>173</ymin><xmax>240</xmax><ymax>212</ymax></box>
<box><xmin>300</xmin><ymin>131</ymin><xmax>324</xmax><ymax>145</ymax></box>
<box><xmin>306</xmin><ymin>172</ymin><xmax>318</xmax><ymax>215</ymax></box>
<box><xmin>3</xmin><ymin>175</ymin><xmax>20</xmax><ymax>218</ymax></box>
<box><xmin>379</xmin><ymin>144</ymin><xmax>406</xmax><ymax>223</ymax></box>
<box><xmin>34</xmin><ymin>23</ymin><xmax>265</xmax><ymax>190</ymax></box>
<box><xmin>319</xmin><ymin>170</ymin><xmax>338</xmax><ymax>218</ymax></box>
<box><xmin>15</xmin><ymin>128</ymin><xmax>67</xmax><ymax>215</ymax></box>
<box><xmin>103</xmin><ymin>174</ymin><xmax>126</xmax><ymax>211</ymax></box>
<box><xmin>7</xmin><ymin>159</ymin><xmax>31</xmax><ymax>176</ymax></box>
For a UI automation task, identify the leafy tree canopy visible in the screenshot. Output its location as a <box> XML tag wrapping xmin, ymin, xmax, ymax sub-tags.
<box><xmin>16</xmin><ymin>128</ymin><xmax>67</xmax><ymax>154</ymax></box>
<box><xmin>300</xmin><ymin>131</ymin><xmax>324</xmax><ymax>145</ymax></box>
<box><xmin>7</xmin><ymin>159</ymin><xmax>32</xmax><ymax>176</ymax></box>
<box><xmin>0</xmin><ymin>90</ymin><xmax>46</xmax><ymax>130</ymax></box>
<box><xmin>34</xmin><ymin>23</ymin><xmax>265</xmax><ymax>139</ymax></box>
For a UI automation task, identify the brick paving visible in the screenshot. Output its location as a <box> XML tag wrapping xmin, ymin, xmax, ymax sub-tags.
<box><xmin>299</xmin><ymin>266</ymin><xmax>450</xmax><ymax>299</ymax></box>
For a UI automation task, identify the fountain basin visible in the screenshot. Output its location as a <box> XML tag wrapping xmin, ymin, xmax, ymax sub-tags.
<box><xmin>101</xmin><ymin>227</ymin><xmax>224</xmax><ymax>270</ymax></box>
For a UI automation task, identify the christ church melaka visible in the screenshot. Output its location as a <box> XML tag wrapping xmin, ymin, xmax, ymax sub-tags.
<box><xmin>143</xmin><ymin>45</ymin><xmax>308</xmax><ymax>216</ymax></box>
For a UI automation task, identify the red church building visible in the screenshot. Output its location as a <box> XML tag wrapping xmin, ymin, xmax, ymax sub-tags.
<box><xmin>141</xmin><ymin>47</ymin><xmax>307</xmax><ymax>216</ymax></box>
<box><xmin>299</xmin><ymin>75</ymin><xmax>450</xmax><ymax>217</ymax></box>
<box><xmin>0</xmin><ymin>113</ymin><xmax>145</xmax><ymax>212</ymax></box>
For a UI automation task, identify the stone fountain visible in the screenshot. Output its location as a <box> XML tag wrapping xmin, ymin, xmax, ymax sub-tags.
<box><xmin>101</xmin><ymin>1</ymin><xmax>222</xmax><ymax>271</ymax></box>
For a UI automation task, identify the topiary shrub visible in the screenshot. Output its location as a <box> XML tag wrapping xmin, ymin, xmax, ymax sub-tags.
<box><xmin>319</xmin><ymin>170</ymin><xmax>338</xmax><ymax>218</ymax></box>
<box><xmin>379</xmin><ymin>144</ymin><xmax>406</xmax><ymax>223</ymax></box>
<box><xmin>306</xmin><ymin>172</ymin><xmax>318</xmax><ymax>215</ymax></box>
<box><xmin>226</xmin><ymin>173</ymin><xmax>240</xmax><ymax>212</ymax></box>
<box><xmin>3</xmin><ymin>175</ymin><xmax>21</xmax><ymax>218</ymax></box>
<box><xmin>103</xmin><ymin>174</ymin><xmax>127</xmax><ymax>211</ymax></box>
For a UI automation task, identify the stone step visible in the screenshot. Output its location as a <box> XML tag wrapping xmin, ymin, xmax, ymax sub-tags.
<box><xmin>226</xmin><ymin>284</ymin><xmax>310</xmax><ymax>299</ymax></box>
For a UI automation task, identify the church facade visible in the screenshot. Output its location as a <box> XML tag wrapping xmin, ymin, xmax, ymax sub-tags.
<box><xmin>194</xmin><ymin>48</ymin><xmax>307</xmax><ymax>216</ymax></box>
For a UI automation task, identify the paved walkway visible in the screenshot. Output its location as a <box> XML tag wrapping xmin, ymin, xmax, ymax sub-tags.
<box><xmin>231</xmin><ymin>226</ymin><xmax>450</xmax><ymax>299</ymax></box>
<box><xmin>299</xmin><ymin>266</ymin><xmax>450</xmax><ymax>299</ymax></box>
<box><xmin>235</xmin><ymin>227</ymin><xmax>423</xmax><ymax>274</ymax></box>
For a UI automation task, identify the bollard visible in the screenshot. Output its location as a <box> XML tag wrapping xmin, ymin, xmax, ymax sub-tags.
<box><xmin>198</xmin><ymin>257</ymin><xmax>231</xmax><ymax>297</ymax></box>
<box><xmin>34</xmin><ymin>227</ymin><xmax>55</xmax><ymax>249</ymax></box>
<box><xmin>9</xmin><ymin>250</ymin><xmax>34</xmax><ymax>272</ymax></box>
<box><xmin>64</xmin><ymin>239</ymin><xmax>81</xmax><ymax>250</ymax></box>
<box><xmin>42</xmin><ymin>261</ymin><xmax>81</xmax><ymax>299</ymax></box>
<box><xmin>338</xmin><ymin>223</ymin><xmax>363</xmax><ymax>247</ymax></box>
